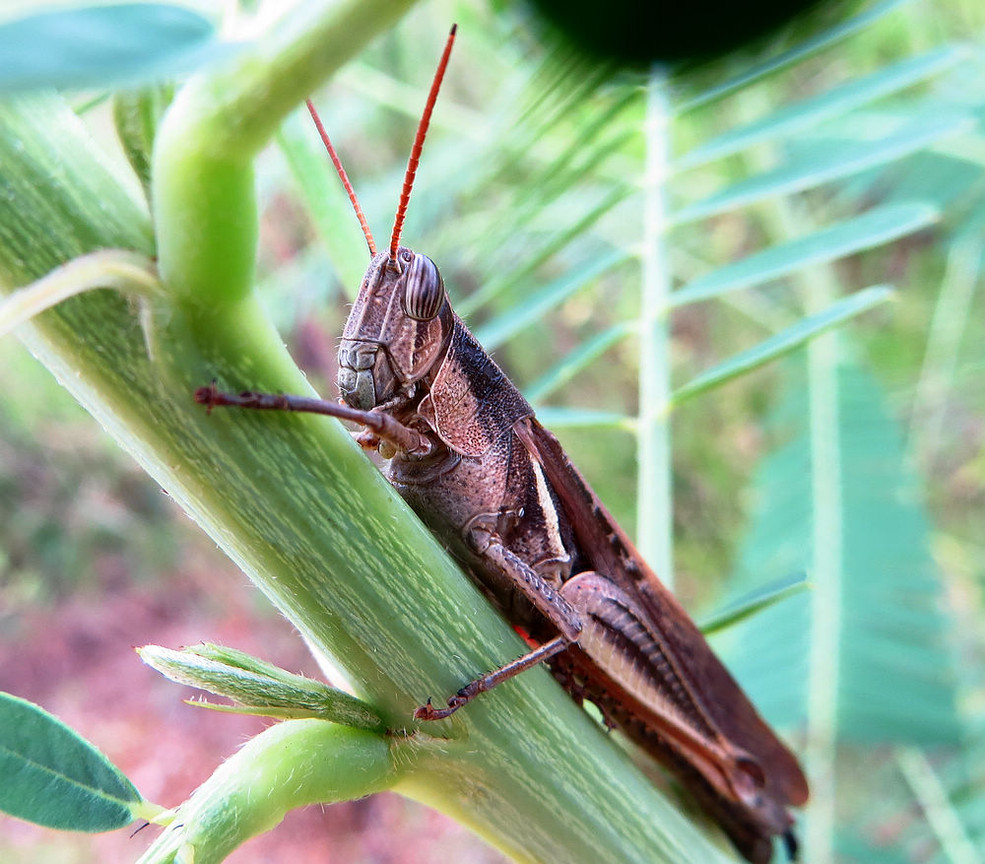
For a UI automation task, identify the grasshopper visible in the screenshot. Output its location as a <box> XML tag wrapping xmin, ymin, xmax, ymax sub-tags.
<box><xmin>196</xmin><ymin>26</ymin><xmax>809</xmax><ymax>863</ymax></box>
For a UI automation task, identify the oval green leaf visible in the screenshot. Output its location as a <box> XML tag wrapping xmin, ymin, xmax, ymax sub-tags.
<box><xmin>0</xmin><ymin>4</ymin><xmax>223</xmax><ymax>92</ymax></box>
<box><xmin>0</xmin><ymin>692</ymin><xmax>140</xmax><ymax>831</ymax></box>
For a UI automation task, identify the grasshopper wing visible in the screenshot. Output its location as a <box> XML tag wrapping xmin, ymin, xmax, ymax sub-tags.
<box><xmin>514</xmin><ymin>418</ymin><xmax>808</xmax><ymax>863</ymax></box>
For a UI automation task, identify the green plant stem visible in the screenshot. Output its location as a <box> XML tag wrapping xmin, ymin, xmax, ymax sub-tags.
<box><xmin>802</xmin><ymin>269</ymin><xmax>842</xmax><ymax>864</ymax></box>
<box><xmin>734</xmin><ymin>83</ymin><xmax>845</xmax><ymax>862</ymax></box>
<box><xmin>137</xmin><ymin>721</ymin><xmax>398</xmax><ymax>864</ymax></box>
<box><xmin>638</xmin><ymin>67</ymin><xmax>674</xmax><ymax>587</ymax></box>
<box><xmin>0</xmin><ymin>85</ymin><xmax>733</xmax><ymax>864</ymax></box>
<box><xmin>154</xmin><ymin>0</ymin><xmax>417</xmax><ymax>307</ymax></box>
<box><xmin>896</xmin><ymin>746</ymin><xmax>979</xmax><ymax>864</ymax></box>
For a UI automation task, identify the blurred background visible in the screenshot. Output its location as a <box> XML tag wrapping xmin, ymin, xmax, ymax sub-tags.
<box><xmin>1</xmin><ymin>0</ymin><xmax>984</xmax><ymax>860</ymax></box>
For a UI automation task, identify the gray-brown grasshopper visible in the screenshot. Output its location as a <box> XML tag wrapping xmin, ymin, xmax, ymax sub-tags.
<box><xmin>197</xmin><ymin>26</ymin><xmax>809</xmax><ymax>863</ymax></box>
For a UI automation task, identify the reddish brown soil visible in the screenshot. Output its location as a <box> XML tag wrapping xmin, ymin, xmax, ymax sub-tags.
<box><xmin>0</xmin><ymin>539</ymin><xmax>506</xmax><ymax>864</ymax></box>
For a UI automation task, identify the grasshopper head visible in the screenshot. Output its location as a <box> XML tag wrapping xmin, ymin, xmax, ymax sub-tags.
<box><xmin>308</xmin><ymin>27</ymin><xmax>458</xmax><ymax>412</ymax></box>
<box><xmin>337</xmin><ymin>247</ymin><xmax>451</xmax><ymax>411</ymax></box>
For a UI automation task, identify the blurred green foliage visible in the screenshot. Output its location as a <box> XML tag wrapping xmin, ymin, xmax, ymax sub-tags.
<box><xmin>1</xmin><ymin>0</ymin><xmax>984</xmax><ymax>861</ymax></box>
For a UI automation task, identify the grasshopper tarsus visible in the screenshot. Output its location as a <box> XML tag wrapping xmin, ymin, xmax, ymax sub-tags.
<box><xmin>782</xmin><ymin>829</ymin><xmax>800</xmax><ymax>861</ymax></box>
<box><xmin>413</xmin><ymin>696</ymin><xmax>464</xmax><ymax>722</ymax></box>
<box><xmin>415</xmin><ymin>636</ymin><xmax>572</xmax><ymax>722</ymax></box>
<box><xmin>194</xmin><ymin>381</ymin><xmax>219</xmax><ymax>414</ymax></box>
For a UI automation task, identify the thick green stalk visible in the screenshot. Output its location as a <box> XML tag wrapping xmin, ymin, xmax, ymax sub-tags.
<box><xmin>153</xmin><ymin>0</ymin><xmax>417</xmax><ymax>308</ymax></box>
<box><xmin>0</xmin><ymin>43</ymin><xmax>734</xmax><ymax>864</ymax></box>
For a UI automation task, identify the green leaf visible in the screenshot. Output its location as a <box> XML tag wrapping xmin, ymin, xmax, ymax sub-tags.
<box><xmin>533</xmin><ymin>406</ymin><xmax>635</xmax><ymax>430</ymax></box>
<box><xmin>676</xmin><ymin>0</ymin><xmax>918</xmax><ymax>112</ymax></box>
<box><xmin>672</xmin><ymin>111</ymin><xmax>972</xmax><ymax>225</ymax></box>
<box><xmin>672</xmin><ymin>203</ymin><xmax>938</xmax><ymax>306</ymax></box>
<box><xmin>113</xmin><ymin>84</ymin><xmax>175</xmax><ymax>201</ymax></box>
<box><xmin>525</xmin><ymin>320</ymin><xmax>636</xmax><ymax>402</ymax></box>
<box><xmin>139</xmin><ymin>644</ymin><xmax>386</xmax><ymax>731</ymax></box>
<box><xmin>718</xmin><ymin>358</ymin><xmax>964</xmax><ymax>741</ymax></box>
<box><xmin>874</xmin><ymin>150</ymin><xmax>985</xmax><ymax>213</ymax></box>
<box><xmin>0</xmin><ymin>692</ymin><xmax>140</xmax><ymax>831</ymax></box>
<box><xmin>673</xmin><ymin>285</ymin><xmax>894</xmax><ymax>404</ymax></box>
<box><xmin>699</xmin><ymin>572</ymin><xmax>810</xmax><ymax>636</ymax></box>
<box><xmin>475</xmin><ymin>249</ymin><xmax>631</xmax><ymax>350</ymax></box>
<box><xmin>0</xmin><ymin>4</ymin><xmax>224</xmax><ymax>92</ymax></box>
<box><xmin>676</xmin><ymin>47</ymin><xmax>967</xmax><ymax>171</ymax></box>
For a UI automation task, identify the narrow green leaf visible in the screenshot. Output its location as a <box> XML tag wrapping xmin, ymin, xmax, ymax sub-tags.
<box><xmin>676</xmin><ymin>0</ymin><xmax>917</xmax><ymax>113</ymax></box>
<box><xmin>525</xmin><ymin>320</ymin><xmax>636</xmax><ymax>402</ymax></box>
<box><xmin>459</xmin><ymin>187</ymin><xmax>630</xmax><ymax>316</ymax></box>
<box><xmin>672</xmin><ymin>203</ymin><xmax>938</xmax><ymax>306</ymax></box>
<box><xmin>0</xmin><ymin>4</ymin><xmax>225</xmax><ymax>91</ymax></box>
<box><xmin>677</xmin><ymin>46</ymin><xmax>967</xmax><ymax>171</ymax></box>
<box><xmin>138</xmin><ymin>644</ymin><xmax>386</xmax><ymax>731</ymax></box>
<box><xmin>475</xmin><ymin>249</ymin><xmax>631</xmax><ymax>350</ymax></box>
<box><xmin>700</xmin><ymin>573</ymin><xmax>810</xmax><ymax>635</ymax></box>
<box><xmin>672</xmin><ymin>112</ymin><xmax>971</xmax><ymax>226</ymax></box>
<box><xmin>673</xmin><ymin>285</ymin><xmax>894</xmax><ymax>403</ymax></box>
<box><xmin>533</xmin><ymin>406</ymin><xmax>635</xmax><ymax>430</ymax></box>
<box><xmin>113</xmin><ymin>85</ymin><xmax>175</xmax><ymax>201</ymax></box>
<box><xmin>0</xmin><ymin>692</ymin><xmax>140</xmax><ymax>831</ymax></box>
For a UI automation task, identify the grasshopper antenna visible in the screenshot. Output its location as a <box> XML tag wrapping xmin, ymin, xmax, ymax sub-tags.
<box><xmin>389</xmin><ymin>24</ymin><xmax>457</xmax><ymax>264</ymax></box>
<box><xmin>306</xmin><ymin>98</ymin><xmax>377</xmax><ymax>256</ymax></box>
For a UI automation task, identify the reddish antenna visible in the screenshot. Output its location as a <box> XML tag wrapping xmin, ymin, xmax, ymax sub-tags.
<box><xmin>306</xmin><ymin>98</ymin><xmax>377</xmax><ymax>256</ymax></box>
<box><xmin>389</xmin><ymin>24</ymin><xmax>457</xmax><ymax>263</ymax></box>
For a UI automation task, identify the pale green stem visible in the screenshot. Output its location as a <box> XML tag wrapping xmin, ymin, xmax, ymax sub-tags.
<box><xmin>154</xmin><ymin>0</ymin><xmax>417</xmax><ymax>308</ymax></box>
<box><xmin>907</xmin><ymin>230</ymin><xmax>983</xmax><ymax>465</ymax></box>
<box><xmin>136</xmin><ymin>721</ymin><xmax>398</xmax><ymax>864</ymax></box>
<box><xmin>802</xmin><ymin>288</ymin><xmax>842</xmax><ymax>864</ymax></box>
<box><xmin>896</xmin><ymin>746</ymin><xmax>979</xmax><ymax>864</ymax></box>
<box><xmin>0</xmin><ymin>250</ymin><xmax>159</xmax><ymax>338</ymax></box>
<box><xmin>638</xmin><ymin>66</ymin><xmax>674</xmax><ymax>587</ymax></box>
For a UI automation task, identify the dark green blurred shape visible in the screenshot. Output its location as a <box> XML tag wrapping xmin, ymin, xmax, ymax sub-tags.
<box><xmin>524</xmin><ymin>0</ymin><xmax>855</xmax><ymax>66</ymax></box>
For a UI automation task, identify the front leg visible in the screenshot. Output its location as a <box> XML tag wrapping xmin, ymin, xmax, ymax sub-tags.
<box><xmin>194</xmin><ymin>383</ymin><xmax>431</xmax><ymax>456</ymax></box>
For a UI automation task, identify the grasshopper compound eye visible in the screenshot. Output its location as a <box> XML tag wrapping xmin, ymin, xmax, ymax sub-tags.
<box><xmin>402</xmin><ymin>255</ymin><xmax>444</xmax><ymax>321</ymax></box>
